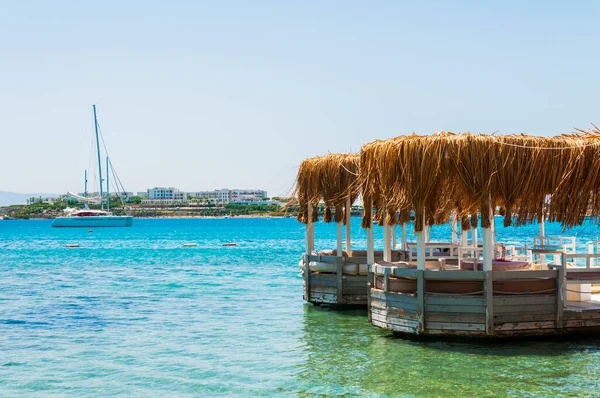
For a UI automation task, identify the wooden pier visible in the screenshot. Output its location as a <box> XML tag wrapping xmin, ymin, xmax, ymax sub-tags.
<box><xmin>369</xmin><ymin>253</ymin><xmax>600</xmax><ymax>337</ymax></box>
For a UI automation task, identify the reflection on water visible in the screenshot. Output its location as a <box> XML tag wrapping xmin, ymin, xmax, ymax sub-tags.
<box><xmin>298</xmin><ymin>304</ymin><xmax>600</xmax><ymax>396</ymax></box>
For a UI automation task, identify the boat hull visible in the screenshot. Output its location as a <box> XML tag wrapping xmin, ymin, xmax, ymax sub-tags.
<box><xmin>52</xmin><ymin>216</ymin><xmax>133</xmax><ymax>227</ymax></box>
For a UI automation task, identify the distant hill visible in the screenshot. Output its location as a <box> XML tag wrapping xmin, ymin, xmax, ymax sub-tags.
<box><xmin>0</xmin><ymin>191</ymin><xmax>59</xmax><ymax>206</ymax></box>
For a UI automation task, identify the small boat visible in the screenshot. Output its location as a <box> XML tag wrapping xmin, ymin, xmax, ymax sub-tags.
<box><xmin>222</xmin><ymin>243</ymin><xmax>237</xmax><ymax>247</ymax></box>
<box><xmin>52</xmin><ymin>105</ymin><xmax>133</xmax><ymax>228</ymax></box>
<box><xmin>183</xmin><ymin>243</ymin><xmax>198</xmax><ymax>247</ymax></box>
<box><xmin>65</xmin><ymin>243</ymin><xmax>80</xmax><ymax>248</ymax></box>
<box><xmin>53</xmin><ymin>209</ymin><xmax>133</xmax><ymax>227</ymax></box>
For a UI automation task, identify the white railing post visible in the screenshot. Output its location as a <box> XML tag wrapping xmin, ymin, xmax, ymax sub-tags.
<box><xmin>306</xmin><ymin>205</ymin><xmax>314</xmax><ymax>254</ymax></box>
<box><xmin>416</xmin><ymin>209</ymin><xmax>426</xmax><ymax>270</ymax></box>
<box><xmin>336</xmin><ymin>221</ymin><xmax>343</xmax><ymax>257</ymax></box>
<box><xmin>383</xmin><ymin>211</ymin><xmax>392</xmax><ymax>262</ymax></box>
<box><xmin>345</xmin><ymin>197</ymin><xmax>352</xmax><ymax>257</ymax></box>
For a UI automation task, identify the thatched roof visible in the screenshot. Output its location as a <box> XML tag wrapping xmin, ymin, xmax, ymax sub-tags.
<box><xmin>359</xmin><ymin>128</ymin><xmax>600</xmax><ymax>231</ymax></box>
<box><xmin>294</xmin><ymin>153</ymin><xmax>360</xmax><ymax>224</ymax></box>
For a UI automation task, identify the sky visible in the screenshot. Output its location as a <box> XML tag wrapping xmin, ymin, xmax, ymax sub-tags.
<box><xmin>1</xmin><ymin>1</ymin><xmax>599</xmax><ymax>197</ymax></box>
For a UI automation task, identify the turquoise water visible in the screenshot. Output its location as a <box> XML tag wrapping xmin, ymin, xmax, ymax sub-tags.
<box><xmin>1</xmin><ymin>218</ymin><xmax>600</xmax><ymax>396</ymax></box>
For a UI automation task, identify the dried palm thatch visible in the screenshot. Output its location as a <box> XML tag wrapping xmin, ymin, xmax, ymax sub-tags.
<box><xmin>359</xmin><ymin>129</ymin><xmax>600</xmax><ymax>230</ymax></box>
<box><xmin>294</xmin><ymin>153</ymin><xmax>359</xmax><ymax>224</ymax></box>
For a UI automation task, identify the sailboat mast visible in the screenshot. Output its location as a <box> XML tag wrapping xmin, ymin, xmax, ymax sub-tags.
<box><xmin>106</xmin><ymin>156</ymin><xmax>110</xmax><ymax>211</ymax></box>
<box><xmin>93</xmin><ymin>105</ymin><xmax>104</xmax><ymax>210</ymax></box>
<box><xmin>84</xmin><ymin>169</ymin><xmax>88</xmax><ymax>197</ymax></box>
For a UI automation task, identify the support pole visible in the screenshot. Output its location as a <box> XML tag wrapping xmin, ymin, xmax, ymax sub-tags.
<box><xmin>451</xmin><ymin>211</ymin><xmax>458</xmax><ymax>244</ymax></box>
<box><xmin>366</xmin><ymin>213</ymin><xmax>374</xmax><ymax>322</ymax></box>
<box><xmin>383</xmin><ymin>214</ymin><xmax>391</xmax><ymax>262</ymax></box>
<box><xmin>482</xmin><ymin>203</ymin><xmax>493</xmax><ymax>272</ymax></box>
<box><xmin>336</xmin><ymin>221</ymin><xmax>343</xmax><ymax>257</ymax></box>
<box><xmin>472</xmin><ymin>221</ymin><xmax>478</xmax><ymax>247</ymax></box>
<box><xmin>392</xmin><ymin>224</ymin><xmax>397</xmax><ymax>250</ymax></box>
<box><xmin>401</xmin><ymin>223</ymin><xmax>407</xmax><ymax>251</ymax></box>
<box><xmin>345</xmin><ymin>197</ymin><xmax>352</xmax><ymax>257</ymax></box>
<box><xmin>461</xmin><ymin>229</ymin><xmax>468</xmax><ymax>247</ymax></box>
<box><xmin>367</xmin><ymin>220</ymin><xmax>375</xmax><ymax>266</ymax></box>
<box><xmin>416</xmin><ymin>208</ymin><xmax>426</xmax><ymax>270</ymax></box>
<box><xmin>304</xmin><ymin>205</ymin><xmax>315</xmax><ymax>302</ymax></box>
<box><xmin>306</xmin><ymin>205</ymin><xmax>314</xmax><ymax>254</ymax></box>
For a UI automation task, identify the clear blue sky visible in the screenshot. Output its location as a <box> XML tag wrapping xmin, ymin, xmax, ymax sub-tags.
<box><xmin>1</xmin><ymin>1</ymin><xmax>599</xmax><ymax>196</ymax></box>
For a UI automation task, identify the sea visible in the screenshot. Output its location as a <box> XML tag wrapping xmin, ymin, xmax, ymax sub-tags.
<box><xmin>1</xmin><ymin>217</ymin><xmax>600</xmax><ymax>397</ymax></box>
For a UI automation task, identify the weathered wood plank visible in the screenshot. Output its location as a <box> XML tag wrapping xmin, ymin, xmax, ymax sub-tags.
<box><xmin>371</xmin><ymin>311</ymin><xmax>419</xmax><ymax>328</ymax></box>
<box><xmin>310</xmin><ymin>274</ymin><xmax>337</xmax><ymax>287</ymax></box>
<box><xmin>425</xmin><ymin>304</ymin><xmax>486</xmax><ymax>314</ymax></box>
<box><xmin>310</xmin><ymin>293</ymin><xmax>337</xmax><ymax>304</ymax></box>
<box><xmin>336</xmin><ymin>257</ymin><xmax>343</xmax><ymax>304</ymax></box>
<box><xmin>425</xmin><ymin>295</ymin><xmax>484</xmax><ymax>307</ymax></box>
<box><xmin>492</xmin><ymin>270</ymin><xmax>558</xmax><ymax>280</ymax></box>
<box><xmin>495</xmin><ymin>321</ymin><xmax>557</xmax><ymax>331</ymax></box>
<box><xmin>494</xmin><ymin>313</ymin><xmax>558</xmax><ymax>324</ymax></box>
<box><xmin>371</xmin><ymin>289</ymin><xmax>418</xmax><ymax>304</ymax></box>
<box><xmin>371</xmin><ymin>297</ymin><xmax>418</xmax><ymax>312</ymax></box>
<box><xmin>425</xmin><ymin>313</ymin><xmax>486</xmax><ymax>324</ymax></box>
<box><xmin>342</xmin><ymin>276</ymin><xmax>368</xmax><ymax>285</ymax></box>
<box><xmin>371</xmin><ymin>318</ymin><xmax>418</xmax><ymax>334</ymax></box>
<box><xmin>425</xmin><ymin>321</ymin><xmax>485</xmax><ymax>332</ymax></box>
<box><xmin>424</xmin><ymin>270</ymin><xmax>485</xmax><ymax>280</ymax></box>
<box><xmin>371</xmin><ymin>304</ymin><xmax>419</xmax><ymax>320</ymax></box>
<box><xmin>564</xmin><ymin>319</ymin><xmax>600</xmax><ymax>328</ymax></box>
<box><xmin>425</xmin><ymin>329</ymin><xmax>486</xmax><ymax>337</ymax></box>
<box><xmin>493</xmin><ymin>295</ymin><xmax>556</xmax><ymax>306</ymax></box>
<box><xmin>494</xmin><ymin>304</ymin><xmax>556</xmax><ymax>314</ymax></box>
<box><xmin>564</xmin><ymin>310</ymin><xmax>600</xmax><ymax>320</ymax></box>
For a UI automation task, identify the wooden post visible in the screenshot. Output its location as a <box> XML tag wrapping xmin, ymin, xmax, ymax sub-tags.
<box><xmin>485</xmin><ymin>271</ymin><xmax>494</xmax><ymax>336</ymax></box>
<box><xmin>367</xmin><ymin>215</ymin><xmax>374</xmax><ymax>322</ymax></box>
<box><xmin>336</xmin><ymin>220</ymin><xmax>343</xmax><ymax>304</ymax></box>
<box><xmin>482</xmin><ymin>202</ymin><xmax>493</xmax><ymax>272</ymax></box>
<box><xmin>336</xmin><ymin>221</ymin><xmax>343</xmax><ymax>257</ymax></box>
<box><xmin>392</xmin><ymin>224</ymin><xmax>397</xmax><ymax>250</ymax></box>
<box><xmin>417</xmin><ymin>269</ymin><xmax>425</xmax><ymax>333</ymax></box>
<box><xmin>401</xmin><ymin>223</ymin><xmax>407</xmax><ymax>251</ymax></box>
<box><xmin>461</xmin><ymin>229</ymin><xmax>468</xmax><ymax>247</ymax></box>
<box><xmin>304</xmin><ymin>205</ymin><xmax>315</xmax><ymax>302</ymax></box>
<box><xmin>483</xmin><ymin>198</ymin><xmax>494</xmax><ymax>335</ymax></box>
<box><xmin>345</xmin><ymin>197</ymin><xmax>352</xmax><ymax>257</ymax></box>
<box><xmin>539</xmin><ymin>214</ymin><xmax>545</xmax><ymax>240</ymax></box>
<box><xmin>472</xmin><ymin>223</ymin><xmax>478</xmax><ymax>247</ymax></box>
<box><xmin>451</xmin><ymin>211</ymin><xmax>458</xmax><ymax>244</ymax></box>
<box><xmin>306</xmin><ymin>205</ymin><xmax>314</xmax><ymax>254</ymax></box>
<box><xmin>367</xmin><ymin>222</ymin><xmax>375</xmax><ymax>266</ymax></box>
<box><xmin>383</xmin><ymin>211</ymin><xmax>391</xmax><ymax>262</ymax></box>
<box><xmin>556</xmin><ymin>253</ymin><xmax>566</xmax><ymax>329</ymax></box>
<box><xmin>416</xmin><ymin>209</ymin><xmax>426</xmax><ymax>271</ymax></box>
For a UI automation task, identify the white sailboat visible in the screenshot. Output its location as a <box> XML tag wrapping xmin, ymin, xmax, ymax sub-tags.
<box><xmin>52</xmin><ymin>105</ymin><xmax>134</xmax><ymax>227</ymax></box>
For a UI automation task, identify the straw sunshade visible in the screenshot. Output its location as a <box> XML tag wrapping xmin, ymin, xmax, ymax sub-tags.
<box><xmin>294</xmin><ymin>153</ymin><xmax>359</xmax><ymax>224</ymax></box>
<box><xmin>359</xmin><ymin>128</ymin><xmax>600</xmax><ymax>230</ymax></box>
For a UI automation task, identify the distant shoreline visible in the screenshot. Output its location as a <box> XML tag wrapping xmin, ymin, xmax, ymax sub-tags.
<box><xmin>3</xmin><ymin>214</ymin><xmax>292</xmax><ymax>221</ymax></box>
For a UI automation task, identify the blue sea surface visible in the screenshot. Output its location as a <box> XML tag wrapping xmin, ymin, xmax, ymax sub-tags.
<box><xmin>1</xmin><ymin>218</ymin><xmax>600</xmax><ymax>396</ymax></box>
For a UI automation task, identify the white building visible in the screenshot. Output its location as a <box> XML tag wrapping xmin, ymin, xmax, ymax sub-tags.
<box><xmin>26</xmin><ymin>196</ymin><xmax>56</xmax><ymax>205</ymax></box>
<box><xmin>188</xmin><ymin>189</ymin><xmax>268</xmax><ymax>204</ymax></box>
<box><xmin>142</xmin><ymin>187</ymin><xmax>187</xmax><ymax>204</ymax></box>
<box><xmin>230</xmin><ymin>189</ymin><xmax>268</xmax><ymax>203</ymax></box>
<box><xmin>188</xmin><ymin>189</ymin><xmax>230</xmax><ymax>204</ymax></box>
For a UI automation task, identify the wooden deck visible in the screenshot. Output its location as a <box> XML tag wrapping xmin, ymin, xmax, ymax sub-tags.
<box><xmin>302</xmin><ymin>252</ymin><xmax>406</xmax><ymax>306</ymax></box>
<box><xmin>369</xmin><ymin>264</ymin><xmax>600</xmax><ymax>338</ymax></box>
